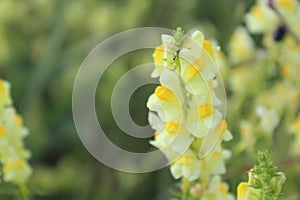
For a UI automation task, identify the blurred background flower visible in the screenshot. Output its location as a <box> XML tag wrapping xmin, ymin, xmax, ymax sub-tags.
<box><xmin>0</xmin><ymin>0</ymin><xmax>299</xmax><ymax>199</ymax></box>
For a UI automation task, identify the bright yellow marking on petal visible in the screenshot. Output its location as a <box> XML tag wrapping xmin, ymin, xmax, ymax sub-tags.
<box><xmin>280</xmin><ymin>63</ymin><xmax>290</xmax><ymax>77</ymax></box>
<box><xmin>251</xmin><ymin>5</ymin><xmax>264</xmax><ymax>17</ymax></box>
<box><xmin>215</xmin><ymin>120</ymin><xmax>228</xmax><ymax>135</ymax></box>
<box><xmin>237</xmin><ymin>182</ymin><xmax>248</xmax><ymax>200</ymax></box>
<box><xmin>184</xmin><ymin>65</ymin><xmax>199</xmax><ymax>80</ymax></box>
<box><xmin>3</xmin><ymin>160</ymin><xmax>26</xmax><ymax>172</ymax></box>
<box><xmin>16</xmin><ymin>114</ymin><xmax>23</xmax><ymax>127</ymax></box>
<box><xmin>0</xmin><ymin>125</ymin><xmax>7</xmax><ymax>137</ymax></box>
<box><xmin>0</xmin><ymin>79</ymin><xmax>5</xmax><ymax>94</ymax></box>
<box><xmin>198</xmin><ymin>104</ymin><xmax>214</xmax><ymax>118</ymax></box>
<box><xmin>220</xmin><ymin>182</ymin><xmax>228</xmax><ymax>194</ymax></box>
<box><xmin>278</xmin><ymin>0</ymin><xmax>296</xmax><ymax>11</ymax></box>
<box><xmin>193</xmin><ymin>58</ymin><xmax>205</xmax><ymax>71</ymax></box>
<box><xmin>154</xmin><ymin>131</ymin><xmax>160</xmax><ymax>138</ymax></box>
<box><xmin>202</xmin><ymin>40</ymin><xmax>212</xmax><ymax>56</ymax></box>
<box><xmin>184</xmin><ymin>59</ymin><xmax>205</xmax><ymax>81</ymax></box>
<box><xmin>212</xmin><ymin>151</ymin><xmax>222</xmax><ymax>158</ymax></box>
<box><xmin>208</xmin><ymin>79</ymin><xmax>214</xmax><ymax>89</ymax></box>
<box><xmin>178</xmin><ymin>155</ymin><xmax>194</xmax><ymax>166</ymax></box>
<box><xmin>153</xmin><ymin>45</ymin><xmax>164</xmax><ymax>65</ymax></box>
<box><xmin>165</xmin><ymin>121</ymin><xmax>180</xmax><ymax>134</ymax></box>
<box><xmin>155</xmin><ymin>86</ymin><xmax>177</xmax><ymax>102</ymax></box>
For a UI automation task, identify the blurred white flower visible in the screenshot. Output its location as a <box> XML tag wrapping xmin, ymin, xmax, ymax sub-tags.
<box><xmin>255</xmin><ymin>105</ymin><xmax>280</xmax><ymax>133</ymax></box>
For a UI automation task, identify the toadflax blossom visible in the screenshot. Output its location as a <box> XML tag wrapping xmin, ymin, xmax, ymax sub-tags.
<box><xmin>244</xmin><ymin>0</ymin><xmax>279</xmax><ymax>34</ymax></box>
<box><xmin>228</xmin><ymin>26</ymin><xmax>255</xmax><ymax>64</ymax></box>
<box><xmin>0</xmin><ymin>79</ymin><xmax>32</xmax><ymax>185</ymax></box>
<box><xmin>146</xmin><ymin>28</ymin><xmax>233</xmax><ymax>196</ymax></box>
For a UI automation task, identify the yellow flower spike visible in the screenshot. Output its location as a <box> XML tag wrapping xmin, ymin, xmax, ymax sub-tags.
<box><xmin>153</xmin><ymin>45</ymin><xmax>164</xmax><ymax>65</ymax></box>
<box><xmin>237</xmin><ymin>182</ymin><xmax>249</xmax><ymax>200</ymax></box>
<box><xmin>178</xmin><ymin>155</ymin><xmax>194</xmax><ymax>166</ymax></box>
<box><xmin>198</xmin><ymin>104</ymin><xmax>214</xmax><ymax>118</ymax></box>
<box><xmin>155</xmin><ymin>85</ymin><xmax>178</xmax><ymax>103</ymax></box>
<box><xmin>202</xmin><ymin>40</ymin><xmax>213</xmax><ymax>56</ymax></box>
<box><xmin>251</xmin><ymin>5</ymin><xmax>264</xmax><ymax>17</ymax></box>
<box><xmin>278</xmin><ymin>0</ymin><xmax>296</xmax><ymax>11</ymax></box>
<box><xmin>165</xmin><ymin>121</ymin><xmax>180</xmax><ymax>134</ymax></box>
<box><xmin>0</xmin><ymin>125</ymin><xmax>7</xmax><ymax>137</ymax></box>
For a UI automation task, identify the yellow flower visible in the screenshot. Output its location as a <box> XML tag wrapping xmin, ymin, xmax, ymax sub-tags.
<box><xmin>237</xmin><ymin>181</ymin><xmax>257</xmax><ymax>200</ymax></box>
<box><xmin>3</xmin><ymin>159</ymin><xmax>32</xmax><ymax>184</ymax></box>
<box><xmin>170</xmin><ymin>149</ymin><xmax>201</xmax><ymax>181</ymax></box>
<box><xmin>202</xmin><ymin>175</ymin><xmax>235</xmax><ymax>200</ymax></box>
<box><xmin>148</xmin><ymin>29</ymin><xmax>232</xmax><ymax>183</ymax></box>
<box><xmin>245</xmin><ymin>0</ymin><xmax>278</xmax><ymax>33</ymax></box>
<box><xmin>0</xmin><ymin>79</ymin><xmax>31</xmax><ymax>184</ymax></box>
<box><xmin>155</xmin><ymin>85</ymin><xmax>178</xmax><ymax>103</ymax></box>
<box><xmin>153</xmin><ymin>45</ymin><xmax>164</xmax><ymax>65</ymax></box>
<box><xmin>237</xmin><ymin>182</ymin><xmax>249</xmax><ymax>200</ymax></box>
<box><xmin>147</xmin><ymin>71</ymin><xmax>182</xmax><ymax>122</ymax></box>
<box><xmin>165</xmin><ymin>121</ymin><xmax>180</xmax><ymax>134</ymax></box>
<box><xmin>276</xmin><ymin>0</ymin><xmax>297</xmax><ymax>12</ymax></box>
<box><xmin>151</xmin><ymin>45</ymin><xmax>165</xmax><ymax>77</ymax></box>
<box><xmin>198</xmin><ymin>104</ymin><xmax>214</xmax><ymax>118</ymax></box>
<box><xmin>228</xmin><ymin>27</ymin><xmax>255</xmax><ymax>64</ymax></box>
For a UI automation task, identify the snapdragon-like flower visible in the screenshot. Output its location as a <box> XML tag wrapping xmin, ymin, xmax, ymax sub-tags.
<box><xmin>245</xmin><ymin>0</ymin><xmax>300</xmax><ymax>45</ymax></box>
<box><xmin>0</xmin><ymin>79</ymin><xmax>32</xmax><ymax>185</ymax></box>
<box><xmin>228</xmin><ymin>27</ymin><xmax>255</xmax><ymax>64</ymax></box>
<box><xmin>147</xmin><ymin>28</ymin><xmax>233</xmax><ymax>195</ymax></box>
<box><xmin>245</xmin><ymin>0</ymin><xmax>278</xmax><ymax>34</ymax></box>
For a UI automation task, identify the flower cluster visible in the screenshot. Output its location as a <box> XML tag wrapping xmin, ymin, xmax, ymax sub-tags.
<box><xmin>223</xmin><ymin>0</ymin><xmax>300</xmax><ymax>197</ymax></box>
<box><xmin>147</xmin><ymin>28</ymin><xmax>234</xmax><ymax>199</ymax></box>
<box><xmin>237</xmin><ymin>151</ymin><xmax>286</xmax><ymax>200</ymax></box>
<box><xmin>0</xmin><ymin>79</ymin><xmax>32</xmax><ymax>185</ymax></box>
<box><xmin>226</xmin><ymin>0</ymin><xmax>300</xmax><ymax>156</ymax></box>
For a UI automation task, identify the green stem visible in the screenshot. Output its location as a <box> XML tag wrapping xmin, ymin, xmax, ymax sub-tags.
<box><xmin>174</xmin><ymin>53</ymin><xmax>190</xmax><ymax>119</ymax></box>
<box><xmin>19</xmin><ymin>184</ymin><xmax>30</xmax><ymax>200</ymax></box>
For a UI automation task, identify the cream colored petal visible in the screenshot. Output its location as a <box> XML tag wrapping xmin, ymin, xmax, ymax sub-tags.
<box><xmin>182</xmin><ymin>163</ymin><xmax>201</xmax><ymax>181</ymax></box>
<box><xmin>148</xmin><ymin>112</ymin><xmax>164</xmax><ymax>131</ymax></box>
<box><xmin>159</xmin><ymin>70</ymin><xmax>183</xmax><ymax>103</ymax></box>
<box><xmin>170</xmin><ymin>163</ymin><xmax>182</xmax><ymax>179</ymax></box>
<box><xmin>222</xmin><ymin>130</ymin><xmax>233</xmax><ymax>141</ymax></box>
<box><xmin>147</xmin><ymin>94</ymin><xmax>181</xmax><ymax>122</ymax></box>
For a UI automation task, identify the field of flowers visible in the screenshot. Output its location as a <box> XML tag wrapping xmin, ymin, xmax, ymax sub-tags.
<box><xmin>0</xmin><ymin>0</ymin><xmax>299</xmax><ymax>199</ymax></box>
